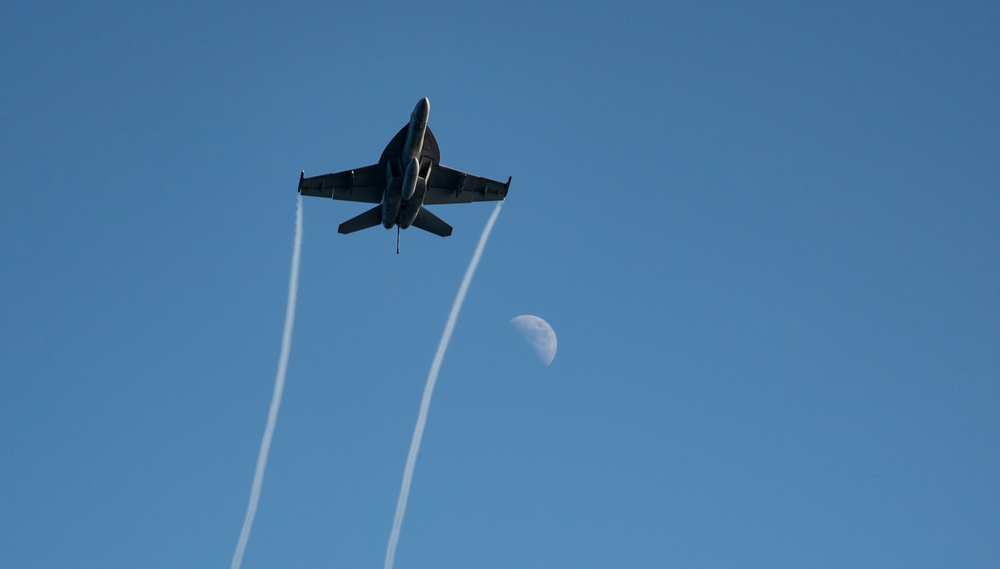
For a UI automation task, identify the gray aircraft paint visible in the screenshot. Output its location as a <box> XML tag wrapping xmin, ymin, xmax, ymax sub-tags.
<box><xmin>298</xmin><ymin>98</ymin><xmax>510</xmax><ymax>242</ymax></box>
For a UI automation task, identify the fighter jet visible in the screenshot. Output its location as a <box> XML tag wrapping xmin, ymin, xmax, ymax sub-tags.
<box><xmin>298</xmin><ymin>98</ymin><xmax>510</xmax><ymax>251</ymax></box>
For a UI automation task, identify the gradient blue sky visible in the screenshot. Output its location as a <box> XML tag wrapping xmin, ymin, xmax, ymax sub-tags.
<box><xmin>2</xmin><ymin>1</ymin><xmax>998</xmax><ymax>567</ymax></box>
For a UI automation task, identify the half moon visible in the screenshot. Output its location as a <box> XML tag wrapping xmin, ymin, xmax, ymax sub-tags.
<box><xmin>510</xmin><ymin>315</ymin><xmax>557</xmax><ymax>366</ymax></box>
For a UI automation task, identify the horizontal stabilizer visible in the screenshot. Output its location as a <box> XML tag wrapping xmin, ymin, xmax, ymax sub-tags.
<box><xmin>411</xmin><ymin>207</ymin><xmax>453</xmax><ymax>237</ymax></box>
<box><xmin>339</xmin><ymin>205</ymin><xmax>383</xmax><ymax>234</ymax></box>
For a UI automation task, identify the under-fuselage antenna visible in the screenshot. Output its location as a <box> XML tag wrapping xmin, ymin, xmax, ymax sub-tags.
<box><xmin>396</xmin><ymin>225</ymin><xmax>400</xmax><ymax>254</ymax></box>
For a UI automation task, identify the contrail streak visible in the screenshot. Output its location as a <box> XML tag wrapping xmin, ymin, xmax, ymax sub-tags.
<box><xmin>231</xmin><ymin>196</ymin><xmax>303</xmax><ymax>569</ymax></box>
<box><xmin>384</xmin><ymin>203</ymin><xmax>503</xmax><ymax>569</ymax></box>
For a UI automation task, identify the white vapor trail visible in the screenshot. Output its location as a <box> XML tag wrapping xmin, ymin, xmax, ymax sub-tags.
<box><xmin>384</xmin><ymin>202</ymin><xmax>503</xmax><ymax>569</ymax></box>
<box><xmin>231</xmin><ymin>196</ymin><xmax>303</xmax><ymax>569</ymax></box>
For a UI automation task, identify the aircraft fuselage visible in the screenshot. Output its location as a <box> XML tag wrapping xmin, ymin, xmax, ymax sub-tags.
<box><xmin>383</xmin><ymin>97</ymin><xmax>432</xmax><ymax>229</ymax></box>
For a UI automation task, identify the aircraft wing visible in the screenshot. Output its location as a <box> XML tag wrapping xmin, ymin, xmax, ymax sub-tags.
<box><xmin>298</xmin><ymin>164</ymin><xmax>384</xmax><ymax>204</ymax></box>
<box><xmin>424</xmin><ymin>165</ymin><xmax>510</xmax><ymax>205</ymax></box>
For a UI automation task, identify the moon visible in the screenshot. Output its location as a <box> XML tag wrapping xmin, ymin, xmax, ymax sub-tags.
<box><xmin>510</xmin><ymin>315</ymin><xmax>557</xmax><ymax>366</ymax></box>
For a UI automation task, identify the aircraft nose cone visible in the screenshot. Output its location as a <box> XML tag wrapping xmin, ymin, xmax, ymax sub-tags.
<box><xmin>415</xmin><ymin>97</ymin><xmax>430</xmax><ymax>121</ymax></box>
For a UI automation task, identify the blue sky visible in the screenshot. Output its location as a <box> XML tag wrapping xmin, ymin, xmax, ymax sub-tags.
<box><xmin>2</xmin><ymin>1</ymin><xmax>998</xmax><ymax>567</ymax></box>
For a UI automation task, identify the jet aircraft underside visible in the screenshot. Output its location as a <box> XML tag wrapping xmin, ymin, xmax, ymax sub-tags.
<box><xmin>298</xmin><ymin>98</ymin><xmax>510</xmax><ymax>246</ymax></box>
